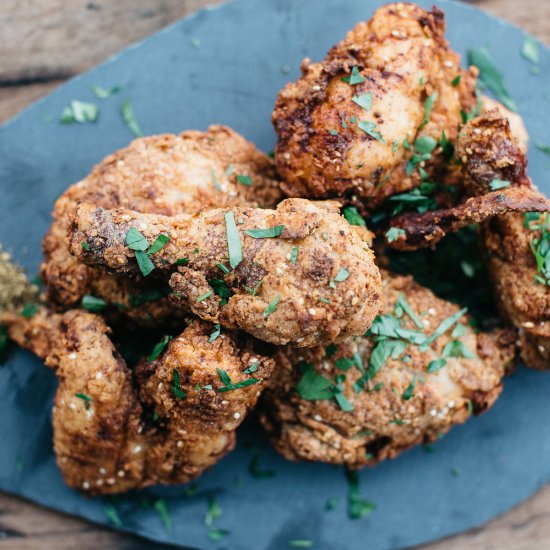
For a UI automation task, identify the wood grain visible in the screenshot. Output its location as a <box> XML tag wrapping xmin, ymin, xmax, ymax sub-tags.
<box><xmin>1</xmin><ymin>0</ymin><xmax>549</xmax><ymax>548</ymax></box>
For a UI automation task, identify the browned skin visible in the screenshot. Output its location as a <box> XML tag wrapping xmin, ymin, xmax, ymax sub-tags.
<box><xmin>386</xmin><ymin>109</ymin><xmax>550</xmax><ymax>369</ymax></box>
<box><xmin>273</xmin><ymin>2</ymin><xmax>477</xmax><ymax>207</ymax></box>
<box><xmin>2</xmin><ymin>307</ymin><xmax>274</xmax><ymax>495</ymax></box>
<box><xmin>41</xmin><ymin>125</ymin><xmax>283</xmax><ymax>325</ymax></box>
<box><xmin>260</xmin><ymin>271</ymin><xmax>516</xmax><ymax>468</ymax></box>
<box><xmin>386</xmin><ymin>185</ymin><xmax>550</xmax><ymax>251</ymax></box>
<box><xmin>67</xmin><ymin>198</ymin><xmax>384</xmax><ymax>347</ymax></box>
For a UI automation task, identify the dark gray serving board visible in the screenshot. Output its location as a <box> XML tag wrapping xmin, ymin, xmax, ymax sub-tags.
<box><xmin>1</xmin><ymin>0</ymin><xmax>550</xmax><ymax>548</ymax></box>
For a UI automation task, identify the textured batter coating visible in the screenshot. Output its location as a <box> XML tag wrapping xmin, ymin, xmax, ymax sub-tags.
<box><xmin>41</xmin><ymin>125</ymin><xmax>282</xmax><ymax>324</ymax></box>
<box><xmin>260</xmin><ymin>272</ymin><xmax>515</xmax><ymax>468</ymax></box>
<box><xmin>273</xmin><ymin>3</ymin><xmax>477</xmax><ymax>206</ymax></box>
<box><xmin>68</xmin><ymin>198</ymin><xmax>383</xmax><ymax>347</ymax></box>
<box><xmin>3</xmin><ymin>308</ymin><xmax>274</xmax><ymax>495</ymax></box>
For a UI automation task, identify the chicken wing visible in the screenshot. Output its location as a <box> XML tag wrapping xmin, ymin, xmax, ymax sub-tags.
<box><xmin>3</xmin><ymin>307</ymin><xmax>274</xmax><ymax>495</ymax></box>
<box><xmin>42</xmin><ymin>125</ymin><xmax>282</xmax><ymax>324</ymax></box>
<box><xmin>260</xmin><ymin>271</ymin><xmax>515</xmax><ymax>468</ymax></box>
<box><xmin>272</xmin><ymin>3</ymin><xmax>477</xmax><ymax>207</ymax></box>
<box><xmin>68</xmin><ymin>198</ymin><xmax>383</xmax><ymax>347</ymax></box>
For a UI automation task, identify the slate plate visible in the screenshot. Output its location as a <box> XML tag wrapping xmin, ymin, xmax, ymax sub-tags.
<box><xmin>1</xmin><ymin>0</ymin><xmax>550</xmax><ymax>548</ymax></box>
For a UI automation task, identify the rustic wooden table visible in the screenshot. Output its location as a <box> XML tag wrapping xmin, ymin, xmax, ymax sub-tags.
<box><xmin>1</xmin><ymin>0</ymin><xmax>550</xmax><ymax>548</ymax></box>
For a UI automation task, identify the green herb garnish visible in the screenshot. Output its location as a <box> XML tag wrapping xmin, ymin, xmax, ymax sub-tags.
<box><xmin>402</xmin><ymin>374</ymin><xmax>417</xmax><ymax>400</ymax></box>
<box><xmin>352</xmin><ymin>92</ymin><xmax>373</xmax><ymax>111</ymax></box>
<box><xmin>290</xmin><ymin>246</ymin><xmax>299</xmax><ymax>264</ymax></box>
<box><xmin>148</xmin><ymin>335</ymin><xmax>172</xmax><ymax>362</ymax></box>
<box><xmin>21</xmin><ymin>303</ymin><xmax>39</xmax><ymax>318</ymax></box>
<box><xmin>81</xmin><ymin>294</ymin><xmax>107</xmax><ymax>312</ymax></box>
<box><xmin>211</xmin><ymin>167</ymin><xmax>221</xmax><ymax>191</ymax></box>
<box><xmin>81</xmin><ymin>241</ymin><xmax>90</xmax><ymax>251</ymax></box>
<box><xmin>121</xmin><ymin>99</ymin><xmax>143</xmax><ymax>136</ymax></box>
<box><xmin>427</xmin><ymin>358</ymin><xmax>447</xmax><ymax>373</ymax></box>
<box><xmin>342</xmin><ymin>66</ymin><xmax>366</xmax><ymax>85</ymax></box>
<box><xmin>104</xmin><ymin>505</ymin><xmax>122</xmax><ymax>527</ymax></box>
<box><xmin>153</xmin><ymin>498</ymin><xmax>171</xmax><ymax>531</ymax></box>
<box><xmin>451</xmin><ymin>75</ymin><xmax>461</xmax><ymax>87</ymax></box>
<box><xmin>342</xmin><ymin>205</ymin><xmax>366</xmax><ymax>227</ymax></box>
<box><xmin>357</xmin><ymin>120</ymin><xmax>385</xmax><ymax>143</ymax></box>
<box><xmin>60</xmin><ymin>100</ymin><xmax>98</xmax><ymax>124</ymax></box>
<box><xmin>288</xmin><ymin>541</ymin><xmax>314</xmax><ymax>548</ymax></box>
<box><xmin>92</xmin><ymin>85</ymin><xmax>121</xmax><ymax>99</ymax></box>
<box><xmin>171</xmin><ymin>368</ymin><xmax>186</xmax><ymax>399</ymax></box>
<box><xmin>385</xmin><ymin>227</ymin><xmax>406</xmax><ymax>243</ymax></box>
<box><xmin>216</xmin><ymin>368</ymin><xmax>259</xmax><ymax>392</ymax></box>
<box><xmin>245</xmin><ymin>225</ymin><xmax>285</xmax><ymax>238</ymax></box>
<box><xmin>236</xmin><ymin>175</ymin><xmax>252</xmax><ymax>186</ymax></box>
<box><xmin>224</xmin><ymin>211</ymin><xmax>243</xmax><ymax>269</ymax></box>
<box><xmin>489</xmin><ymin>178</ymin><xmax>510</xmax><ymax>190</ymax></box>
<box><xmin>419</xmin><ymin>92</ymin><xmax>438</xmax><ymax>129</ymax></box>
<box><xmin>346</xmin><ymin>469</ymin><xmax>376</xmax><ymax>520</ymax></box>
<box><xmin>467</xmin><ymin>48</ymin><xmax>516</xmax><ymax>111</ymax></box>
<box><xmin>263</xmin><ymin>295</ymin><xmax>281</xmax><ymax>317</ymax></box>
<box><xmin>521</xmin><ymin>36</ymin><xmax>540</xmax><ymax>66</ymax></box>
<box><xmin>208</xmin><ymin>324</ymin><xmax>221</xmax><ymax>343</ymax></box>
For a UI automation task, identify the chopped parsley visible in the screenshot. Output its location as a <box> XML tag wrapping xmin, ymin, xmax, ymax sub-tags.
<box><xmin>104</xmin><ymin>504</ymin><xmax>122</xmax><ymax>527</ymax></box>
<box><xmin>81</xmin><ymin>294</ymin><xmax>106</xmax><ymax>312</ymax></box>
<box><xmin>208</xmin><ymin>324</ymin><xmax>221</xmax><ymax>343</ymax></box>
<box><xmin>334</xmin><ymin>268</ymin><xmax>350</xmax><ymax>283</ymax></box>
<box><xmin>121</xmin><ymin>99</ymin><xmax>143</xmax><ymax>136</ymax></box>
<box><xmin>402</xmin><ymin>374</ymin><xmax>417</xmax><ymax>400</ymax></box>
<box><xmin>171</xmin><ymin>369</ymin><xmax>186</xmax><ymax>399</ymax></box>
<box><xmin>135</xmin><ymin>251</ymin><xmax>155</xmax><ymax>277</ymax></box>
<box><xmin>208</xmin><ymin>529</ymin><xmax>230</xmax><ymax>541</ymax></box>
<box><xmin>197</xmin><ymin>290</ymin><xmax>213</xmax><ymax>303</ymax></box>
<box><xmin>346</xmin><ymin>469</ymin><xmax>376</xmax><ymax>520</ymax></box>
<box><xmin>263</xmin><ymin>295</ymin><xmax>280</xmax><ymax>317</ymax></box>
<box><xmin>216</xmin><ymin>262</ymin><xmax>230</xmax><ymax>274</ymax></box>
<box><xmin>394</xmin><ymin>293</ymin><xmax>422</xmax><ymax>328</ymax></box>
<box><xmin>427</xmin><ymin>358</ymin><xmax>446</xmax><ymax>373</ymax></box>
<box><xmin>423</xmin><ymin>308</ymin><xmax>468</xmax><ymax>347</ymax></box>
<box><xmin>406</xmin><ymin>135</ymin><xmax>438</xmax><ymax>176</ymax></box>
<box><xmin>244</xmin><ymin>278</ymin><xmax>264</xmax><ymax>296</ymax></box>
<box><xmin>236</xmin><ymin>174</ymin><xmax>252</xmax><ymax>186</ymax></box>
<box><xmin>153</xmin><ymin>498</ymin><xmax>172</xmax><ymax>531</ymax></box>
<box><xmin>290</xmin><ymin>246</ymin><xmax>299</xmax><ymax>264</ymax></box>
<box><xmin>224</xmin><ymin>211</ymin><xmax>243</xmax><ymax>269</ymax></box>
<box><xmin>148</xmin><ymin>335</ymin><xmax>172</xmax><ymax>362</ymax></box>
<box><xmin>21</xmin><ymin>302</ymin><xmax>39</xmax><ymax>318</ymax></box>
<box><xmin>211</xmin><ymin>167</ymin><xmax>221</xmax><ymax>191</ymax></box>
<box><xmin>342</xmin><ymin>205</ymin><xmax>366</xmax><ymax>227</ymax></box>
<box><xmin>536</xmin><ymin>144</ymin><xmax>550</xmax><ymax>157</ymax></box>
<box><xmin>441</xmin><ymin>340</ymin><xmax>477</xmax><ymax>359</ymax></box>
<box><xmin>288</xmin><ymin>541</ymin><xmax>314</xmax><ymax>548</ymax></box>
<box><xmin>528</xmin><ymin>213</ymin><xmax>550</xmax><ymax>285</ymax></box>
<box><xmin>81</xmin><ymin>241</ymin><xmax>90</xmax><ymax>251</ymax></box>
<box><xmin>243</xmin><ymin>361</ymin><xmax>259</xmax><ymax>375</ymax></box>
<box><xmin>467</xmin><ymin>47</ymin><xmax>516</xmax><ymax>112</ymax></box>
<box><xmin>92</xmin><ymin>84</ymin><xmax>120</xmax><ymax>99</ymax></box>
<box><xmin>60</xmin><ymin>100</ymin><xmax>98</xmax><ymax>124</ymax></box>
<box><xmin>245</xmin><ymin>225</ymin><xmax>285</xmax><ymax>238</ymax></box>
<box><xmin>204</xmin><ymin>497</ymin><xmax>222</xmax><ymax>527</ymax></box>
<box><xmin>385</xmin><ymin>227</ymin><xmax>406</xmax><ymax>243</ymax></box>
<box><xmin>328</xmin><ymin>129</ymin><xmax>339</xmax><ymax>136</ymax></box>
<box><xmin>419</xmin><ymin>92</ymin><xmax>438</xmax><ymax>129</ymax></box>
<box><xmin>521</xmin><ymin>36</ymin><xmax>540</xmax><ymax>66</ymax></box>
<box><xmin>125</xmin><ymin>228</ymin><xmax>169</xmax><ymax>277</ymax></box>
<box><xmin>75</xmin><ymin>393</ymin><xmax>92</xmax><ymax>410</ymax></box>
<box><xmin>357</xmin><ymin>120</ymin><xmax>385</xmax><ymax>143</ymax></box>
<box><xmin>216</xmin><ymin>368</ymin><xmax>259</xmax><ymax>392</ymax></box>
<box><xmin>226</xmin><ymin>163</ymin><xmax>234</xmax><ymax>176</ymax></box>
<box><xmin>451</xmin><ymin>75</ymin><xmax>461</xmax><ymax>87</ymax></box>
<box><xmin>352</xmin><ymin>92</ymin><xmax>373</xmax><ymax>111</ymax></box>
<box><xmin>341</xmin><ymin>65</ymin><xmax>366</xmax><ymax>85</ymax></box>
<box><xmin>175</xmin><ymin>257</ymin><xmax>189</xmax><ymax>266</ymax></box>
<box><xmin>489</xmin><ymin>178</ymin><xmax>510</xmax><ymax>190</ymax></box>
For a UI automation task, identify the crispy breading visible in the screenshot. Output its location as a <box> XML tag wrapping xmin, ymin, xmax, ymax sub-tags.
<box><xmin>41</xmin><ymin>125</ymin><xmax>282</xmax><ymax>324</ymax></box>
<box><xmin>67</xmin><ymin>198</ymin><xmax>383</xmax><ymax>347</ymax></box>
<box><xmin>2</xmin><ymin>308</ymin><xmax>274</xmax><ymax>495</ymax></box>
<box><xmin>386</xmin><ymin>186</ymin><xmax>550</xmax><ymax>250</ymax></box>
<box><xmin>260</xmin><ymin>271</ymin><xmax>516</xmax><ymax>468</ymax></box>
<box><xmin>272</xmin><ymin>3</ymin><xmax>477</xmax><ymax>206</ymax></box>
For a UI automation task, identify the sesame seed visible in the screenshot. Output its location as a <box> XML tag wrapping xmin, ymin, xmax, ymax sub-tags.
<box><xmin>99</xmin><ymin>467</ymin><xmax>107</xmax><ymax>474</ymax></box>
<box><xmin>444</xmin><ymin>60</ymin><xmax>453</xmax><ymax>68</ymax></box>
<box><xmin>314</xmin><ymin>414</ymin><xmax>322</xmax><ymax>422</ymax></box>
<box><xmin>427</xmin><ymin>307</ymin><xmax>436</xmax><ymax>316</ymax></box>
<box><xmin>177</xmin><ymin>441</ymin><xmax>183</xmax><ymax>448</ymax></box>
<box><xmin>95</xmin><ymin>371</ymin><xmax>103</xmax><ymax>380</ymax></box>
<box><xmin>309</xmin><ymin>308</ymin><xmax>316</xmax><ymax>315</ymax></box>
<box><xmin>69</xmin><ymin>402</ymin><xmax>76</xmax><ymax>410</ymax></box>
<box><xmin>68</xmin><ymin>353</ymin><xmax>77</xmax><ymax>360</ymax></box>
<box><xmin>233</xmin><ymin>412</ymin><xmax>241</xmax><ymax>419</ymax></box>
<box><xmin>522</xmin><ymin>321</ymin><xmax>535</xmax><ymax>328</ymax></box>
<box><xmin>117</xmin><ymin>470</ymin><xmax>125</xmax><ymax>477</ymax></box>
<box><xmin>82</xmin><ymin>481</ymin><xmax>90</xmax><ymax>490</ymax></box>
<box><xmin>133</xmin><ymin>445</ymin><xmax>142</xmax><ymax>454</ymax></box>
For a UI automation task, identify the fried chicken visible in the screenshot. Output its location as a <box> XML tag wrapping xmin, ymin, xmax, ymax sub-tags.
<box><xmin>385</xmin><ymin>108</ymin><xmax>550</xmax><ymax>369</ymax></box>
<box><xmin>68</xmin><ymin>198</ymin><xmax>383</xmax><ymax>347</ymax></box>
<box><xmin>41</xmin><ymin>125</ymin><xmax>282</xmax><ymax>325</ymax></box>
<box><xmin>260</xmin><ymin>271</ymin><xmax>516</xmax><ymax>468</ymax></box>
<box><xmin>3</xmin><ymin>307</ymin><xmax>274</xmax><ymax>495</ymax></box>
<box><xmin>272</xmin><ymin>3</ymin><xmax>477</xmax><ymax>207</ymax></box>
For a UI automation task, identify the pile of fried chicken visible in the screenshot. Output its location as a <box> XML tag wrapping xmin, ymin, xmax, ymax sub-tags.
<box><xmin>3</xmin><ymin>3</ymin><xmax>550</xmax><ymax>495</ymax></box>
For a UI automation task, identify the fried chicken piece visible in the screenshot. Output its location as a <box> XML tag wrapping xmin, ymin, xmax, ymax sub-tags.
<box><xmin>3</xmin><ymin>307</ymin><xmax>273</xmax><ymax>495</ymax></box>
<box><xmin>273</xmin><ymin>3</ymin><xmax>477</xmax><ymax>207</ymax></box>
<box><xmin>68</xmin><ymin>198</ymin><xmax>383</xmax><ymax>347</ymax></box>
<box><xmin>260</xmin><ymin>271</ymin><xmax>515</xmax><ymax>468</ymax></box>
<box><xmin>42</xmin><ymin>125</ymin><xmax>282</xmax><ymax>324</ymax></box>
<box><xmin>386</xmin><ymin>185</ymin><xmax>550</xmax><ymax>250</ymax></box>
<box><xmin>386</xmin><ymin>109</ymin><xmax>550</xmax><ymax>369</ymax></box>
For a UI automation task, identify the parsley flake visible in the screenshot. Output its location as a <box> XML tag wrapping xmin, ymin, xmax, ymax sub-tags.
<box><xmin>104</xmin><ymin>505</ymin><xmax>122</xmax><ymax>527</ymax></box>
<box><xmin>245</xmin><ymin>225</ymin><xmax>285</xmax><ymax>238</ymax></box>
<box><xmin>148</xmin><ymin>335</ymin><xmax>172</xmax><ymax>362</ymax></box>
<box><xmin>419</xmin><ymin>92</ymin><xmax>438</xmax><ymax>129</ymax></box>
<box><xmin>81</xmin><ymin>241</ymin><xmax>90</xmax><ymax>251</ymax></box>
<box><xmin>402</xmin><ymin>374</ymin><xmax>417</xmax><ymax>400</ymax></box>
<box><xmin>92</xmin><ymin>84</ymin><xmax>120</xmax><ymax>99</ymax></box>
<box><xmin>386</xmin><ymin>227</ymin><xmax>406</xmax><ymax>243</ymax></box>
<box><xmin>171</xmin><ymin>369</ymin><xmax>186</xmax><ymax>399</ymax></box>
<box><xmin>342</xmin><ymin>65</ymin><xmax>366</xmax><ymax>85</ymax></box>
<box><xmin>427</xmin><ymin>358</ymin><xmax>447</xmax><ymax>373</ymax></box>
<box><xmin>153</xmin><ymin>498</ymin><xmax>172</xmax><ymax>531</ymax></box>
<box><xmin>334</xmin><ymin>268</ymin><xmax>350</xmax><ymax>282</ymax></box>
<box><xmin>81</xmin><ymin>294</ymin><xmax>107</xmax><ymax>312</ymax></box>
<box><xmin>121</xmin><ymin>99</ymin><xmax>143</xmax><ymax>136</ymax></box>
<box><xmin>224</xmin><ymin>211</ymin><xmax>243</xmax><ymax>269</ymax></box>
<box><xmin>60</xmin><ymin>100</ymin><xmax>98</xmax><ymax>124</ymax></box>
<box><xmin>216</xmin><ymin>368</ymin><xmax>259</xmax><ymax>392</ymax></box>
<box><xmin>211</xmin><ymin>167</ymin><xmax>221</xmax><ymax>191</ymax></box>
<box><xmin>346</xmin><ymin>469</ymin><xmax>376</xmax><ymax>520</ymax></box>
<box><xmin>352</xmin><ymin>92</ymin><xmax>373</xmax><ymax>111</ymax></box>
<box><xmin>236</xmin><ymin>174</ymin><xmax>252</xmax><ymax>186</ymax></box>
<box><xmin>21</xmin><ymin>303</ymin><xmax>39</xmax><ymax>318</ymax></box>
<box><xmin>208</xmin><ymin>324</ymin><xmax>221</xmax><ymax>343</ymax></box>
<box><xmin>290</xmin><ymin>246</ymin><xmax>299</xmax><ymax>264</ymax></box>
<box><xmin>288</xmin><ymin>541</ymin><xmax>314</xmax><ymax>548</ymax></box>
<box><xmin>521</xmin><ymin>36</ymin><xmax>540</xmax><ymax>66</ymax></box>
<box><xmin>357</xmin><ymin>120</ymin><xmax>385</xmax><ymax>143</ymax></box>
<box><xmin>451</xmin><ymin>75</ymin><xmax>461</xmax><ymax>87</ymax></box>
<box><xmin>342</xmin><ymin>205</ymin><xmax>366</xmax><ymax>227</ymax></box>
<box><xmin>296</xmin><ymin>363</ymin><xmax>333</xmax><ymax>400</ymax></box>
<box><xmin>489</xmin><ymin>178</ymin><xmax>510</xmax><ymax>190</ymax></box>
<box><xmin>263</xmin><ymin>295</ymin><xmax>280</xmax><ymax>317</ymax></box>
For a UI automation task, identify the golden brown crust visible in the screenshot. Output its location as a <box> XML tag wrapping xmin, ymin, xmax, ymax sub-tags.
<box><xmin>68</xmin><ymin>198</ymin><xmax>384</xmax><ymax>347</ymax></box>
<box><xmin>41</xmin><ymin>126</ymin><xmax>282</xmax><ymax>323</ymax></box>
<box><xmin>273</xmin><ymin>3</ymin><xmax>476</xmax><ymax>206</ymax></box>
<box><xmin>260</xmin><ymin>271</ymin><xmax>516</xmax><ymax>468</ymax></box>
<box><xmin>2</xmin><ymin>307</ymin><xmax>274</xmax><ymax>495</ymax></box>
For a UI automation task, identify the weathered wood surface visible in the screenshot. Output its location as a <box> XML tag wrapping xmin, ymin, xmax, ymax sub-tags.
<box><xmin>1</xmin><ymin>0</ymin><xmax>550</xmax><ymax>548</ymax></box>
